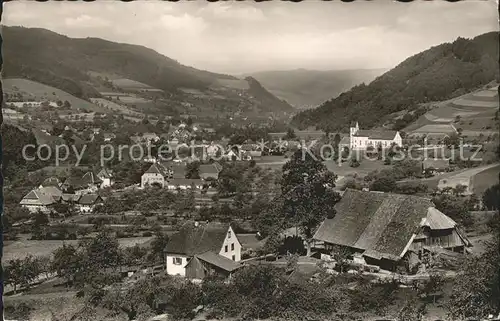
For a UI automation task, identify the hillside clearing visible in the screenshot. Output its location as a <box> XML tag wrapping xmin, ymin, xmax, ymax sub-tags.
<box><xmin>3</xmin><ymin>78</ymin><xmax>108</xmax><ymax>113</ymax></box>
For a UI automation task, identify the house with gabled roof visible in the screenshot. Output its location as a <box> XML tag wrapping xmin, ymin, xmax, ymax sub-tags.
<box><xmin>20</xmin><ymin>186</ymin><xmax>63</xmax><ymax>213</ymax></box>
<box><xmin>164</xmin><ymin>222</ymin><xmax>242</xmax><ymax>279</ymax></box>
<box><xmin>313</xmin><ymin>189</ymin><xmax>471</xmax><ymax>272</ymax></box>
<box><xmin>62</xmin><ymin>171</ymin><xmax>102</xmax><ymax>195</ymax></box>
<box><xmin>76</xmin><ymin>194</ymin><xmax>104</xmax><ymax>213</ymax></box>
<box><xmin>141</xmin><ymin>163</ymin><xmax>170</xmax><ymax>188</ymax></box>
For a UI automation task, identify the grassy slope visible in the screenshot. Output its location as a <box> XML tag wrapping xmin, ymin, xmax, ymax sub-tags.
<box><xmin>3</xmin><ymin>78</ymin><xmax>107</xmax><ymax>113</ymax></box>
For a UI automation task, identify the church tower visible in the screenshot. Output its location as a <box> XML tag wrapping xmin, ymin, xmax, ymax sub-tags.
<box><xmin>349</xmin><ymin>121</ymin><xmax>359</xmax><ymax>138</ymax></box>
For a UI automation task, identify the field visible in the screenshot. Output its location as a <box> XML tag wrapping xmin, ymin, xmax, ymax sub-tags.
<box><xmin>111</xmin><ymin>78</ymin><xmax>155</xmax><ymax>90</ymax></box>
<box><xmin>470</xmin><ymin>163</ymin><xmax>500</xmax><ymax>196</ymax></box>
<box><xmin>437</xmin><ymin>163</ymin><xmax>500</xmax><ymax>194</ymax></box>
<box><xmin>3</xmin><ymin>78</ymin><xmax>108</xmax><ymax>113</ymax></box>
<box><xmin>90</xmin><ymin>98</ymin><xmax>143</xmax><ymax>117</ymax></box>
<box><xmin>3</xmin><ymin>236</ymin><xmax>153</xmax><ymax>261</ymax></box>
<box><xmin>406</xmin><ymin>85</ymin><xmax>498</xmax><ymax>137</ymax></box>
<box><xmin>215</xmin><ymin>78</ymin><xmax>250</xmax><ymax>90</ymax></box>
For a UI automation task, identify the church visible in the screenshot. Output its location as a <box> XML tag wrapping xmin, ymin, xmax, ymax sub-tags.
<box><xmin>344</xmin><ymin>122</ymin><xmax>402</xmax><ymax>150</ymax></box>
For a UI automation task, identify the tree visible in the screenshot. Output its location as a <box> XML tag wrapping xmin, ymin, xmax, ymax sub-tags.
<box><xmin>421</xmin><ymin>270</ymin><xmax>445</xmax><ymax>303</ymax></box>
<box><xmin>333</xmin><ymin>133</ymin><xmax>341</xmax><ymax>146</ymax></box>
<box><xmin>483</xmin><ymin>183</ymin><xmax>500</xmax><ymax>210</ymax></box>
<box><xmin>148</xmin><ymin>232</ymin><xmax>169</xmax><ymax>264</ymax></box>
<box><xmin>369</xmin><ymin>176</ymin><xmax>396</xmax><ymax>192</ymax></box>
<box><xmin>283</xmin><ymin>128</ymin><xmax>297</xmax><ymax>140</ymax></box>
<box><xmin>185</xmin><ymin>161</ymin><xmax>201</xmax><ymax>179</ymax></box>
<box><xmin>281</xmin><ymin>150</ymin><xmax>340</xmax><ymax>254</ymax></box>
<box><xmin>51</xmin><ymin>244</ymin><xmax>82</xmax><ymax>287</ymax></box>
<box><xmin>76</xmin><ymin>231</ymin><xmax>122</xmax><ymax>295</ymax></box>
<box><xmin>63</xmin><ymin>100</ymin><xmax>71</xmax><ymax>108</ymax></box>
<box><xmin>453</xmin><ymin>184</ymin><xmax>467</xmax><ymax>196</ymax></box>
<box><xmin>432</xmin><ymin>194</ymin><xmax>473</xmax><ymax>227</ymax></box>
<box><xmin>5</xmin><ymin>256</ymin><xmax>39</xmax><ymax>294</ymax></box>
<box><xmin>447</xmin><ymin>236</ymin><xmax>500</xmax><ymax>319</ymax></box>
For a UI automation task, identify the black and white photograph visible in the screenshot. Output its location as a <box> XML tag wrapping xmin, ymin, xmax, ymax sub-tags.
<box><xmin>1</xmin><ymin>1</ymin><xmax>499</xmax><ymax>320</ymax></box>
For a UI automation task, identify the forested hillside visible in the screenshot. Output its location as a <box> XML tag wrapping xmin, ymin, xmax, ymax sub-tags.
<box><xmin>2</xmin><ymin>27</ymin><xmax>234</xmax><ymax>98</ymax></box>
<box><xmin>291</xmin><ymin>32</ymin><xmax>499</xmax><ymax>131</ymax></box>
<box><xmin>2</xmin><ymin>26</ymin><xmax>293</xmax><ymax>115</ymax></box>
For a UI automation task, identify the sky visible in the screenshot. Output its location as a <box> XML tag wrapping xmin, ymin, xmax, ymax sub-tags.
<box><xmin>3</xmin><ymin>0</ymin><xmax>498</xmax><ymax>75</ymax></box>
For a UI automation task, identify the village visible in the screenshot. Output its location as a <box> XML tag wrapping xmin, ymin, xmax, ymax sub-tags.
<box><xmin>3</xmin><ymin>108</ymin><xmax>499</xmax><ymax>321</ymax></box>
<box><xmin>2</xmin><ymin>1</ymin><xmax>500</xmax><ymax>320</ymax></box>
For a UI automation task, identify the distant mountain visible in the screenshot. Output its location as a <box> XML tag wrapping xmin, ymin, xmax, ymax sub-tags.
<box><xmin>2</xmin><ymin>26</ymin><xmax>293</xmax><ymax>116</ymax></box>
<box><xmin>249</xmin><ymin>68</ymin><xmax>386</xmax><ymax>108</ymax></box>
<box><xmin>291</xmin><ymin>32</ymin><xmax>499</xmax><ymax>132</ymax></box>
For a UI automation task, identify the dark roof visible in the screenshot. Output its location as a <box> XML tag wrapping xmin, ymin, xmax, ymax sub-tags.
<box><xmin>353</xmin><ymin>130</ymin><xmax>397</xmax><ymax>140</ymax></box>
<box><xmin>199</xmin><ymin>164</ymin><xmax>221</xmax><ymax>175</ymax></box>
<box><xmin>61</xmin><ymin>193</ymin><xmax>80</xmax><ymax>202</ymax></box>
<box><xmin>82</xmin><ymin>171</ymin><xmax>102</xmax><ymax>185</ymax></box>
<box><xmin>144</xmin><ymin>163</ymin><xmax>169</xmax><ymax>177</ymax></box>
<box><xmin>78</xmin><ymin>194</ymin><xmax>102</xmax><ymax>205</ymax></box>
<box><xmin>63</xmin><ymin>176</ymin><xmax>86</xmax><ymax>189</ymax></box>
<box><xmin>195</xmin><ymin>251</ymin><xmax>241</xmax><ymax>272</ymax></box>
<box><xmin>237</xmin><ymin>234</ymin><xmax>266</xmax><ymax>251</ymax></box>
<box><xmin>313</xmin><ymin>189</ymin><xmax>439</xmax><ymax>261</ymax></box>
<box><xmin>170</xmin><ymin>164</ymin><xmax>186</xmax><ymax>179</ymax></box>
<box><xmin>165</xmin><ymin>222</ymin><xmax>230</xmax><ymax>255</ymax></box>
<box><xmin>41</xmin><ymin>177</ymin><xmax>61</xmax><ymax>187</ymax></box>
<box><xmin>339</xmin><ymin>136</ymin><xmax>350</xmax><ymax>146</ymax></box>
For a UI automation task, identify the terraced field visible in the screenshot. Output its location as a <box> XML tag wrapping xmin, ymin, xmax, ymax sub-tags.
<box><xmin>406</xmin><ymin>85</ymin><xmax>498</xmax><ymax>137</ymax></box>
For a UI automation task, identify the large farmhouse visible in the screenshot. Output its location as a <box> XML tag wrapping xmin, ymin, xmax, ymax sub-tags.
<box><xmin>347</xmin><ymin>122</ymin><xmax>402</xmax><ymax>150</ymax></box>
<box><xmin>141</xmin><ymin>163</ymin><xmax>171</xmax><ymax>188</ymax></box>
<box><xmin>20</xmin><ymin>186</ymin><xmax>62</xmax><ymax>213</ymax></box>
<box><xmin>164</xmin><ymin>222</ymin><xmax>242</xmax><ymax>280</ymax></box>
<box><xmin>313</xmin><ymin>189</ymin><xmax>471</xmax><ymax>272</ymax></box>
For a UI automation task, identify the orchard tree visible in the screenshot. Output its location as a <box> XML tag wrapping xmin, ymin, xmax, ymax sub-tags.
<box><xmin>52</xmin><ymin>244</ymin><xmax>82</xmax><ymax>287</ymax></box>
<box><xmin>5</xmin><ymin>256</ymin><xmax>39</xmax><ymax>294</ymax></box>
<box><xmin>281</xmin><ymin>149</ymin><xmax>340</xmax><ymax>254</ymax></box>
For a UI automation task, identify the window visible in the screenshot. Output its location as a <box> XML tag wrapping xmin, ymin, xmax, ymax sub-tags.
<box><xmin>232</xmin><ymin>255</ymin><xmax>236</xmax><ymax>261</ymax></box>
<box><xmin>224</xmin><ymin>245</ymin><xmax>228</xmax><ymax>252</ymax></box>
<box><xmin>227</xmin><ymin>230</ymin><xmax>231</xmax><ymax>238</ymax></box>
<box><xmin>173</xmin><ymin>257</ymin><xmax>182</xmax><ymax>265</ymax></box>
<box><xmin>231</xmin><ymin>243</ymin><xmax>234</xmax><ymax>251</ymax></box>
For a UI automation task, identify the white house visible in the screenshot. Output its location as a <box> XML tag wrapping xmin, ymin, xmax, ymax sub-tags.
<box><xmin>141</xmin><ymin>163</ymin><xmax>170</xmax><ymax>188</ymax></box>
<box><xmin>347</xmin><ymin>122</ymin><xmax>402</xmax><ymax>150</ymax></box>
<box><xmin>164</xmin><ymin>222</ymin><xmax>242</xmax><ymax>279</ymax></box>
<box><xmin>166</xmin><ymin>178</ymin><xmax>204</xmax><ymax>190</ymax></box>
<box><xmin>97</xmin><ymin>168</ymin><xmax>114</xmax><ymax>188</ymax></box>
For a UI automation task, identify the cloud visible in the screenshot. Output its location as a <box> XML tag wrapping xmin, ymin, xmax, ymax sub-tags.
<box><xmin>64</xmin><ymin>15</ymin><xmax>111</xmax><ymax>28</ymax></box>
<box><xmin>202</xmin><ymin>4</ymin><xmax>265</xmax><ymax>22</ymax></box>
<box><xmin>159</xmin><ymin>13</ymin><xmax>207</xmax><ymax>33</ymax></box>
